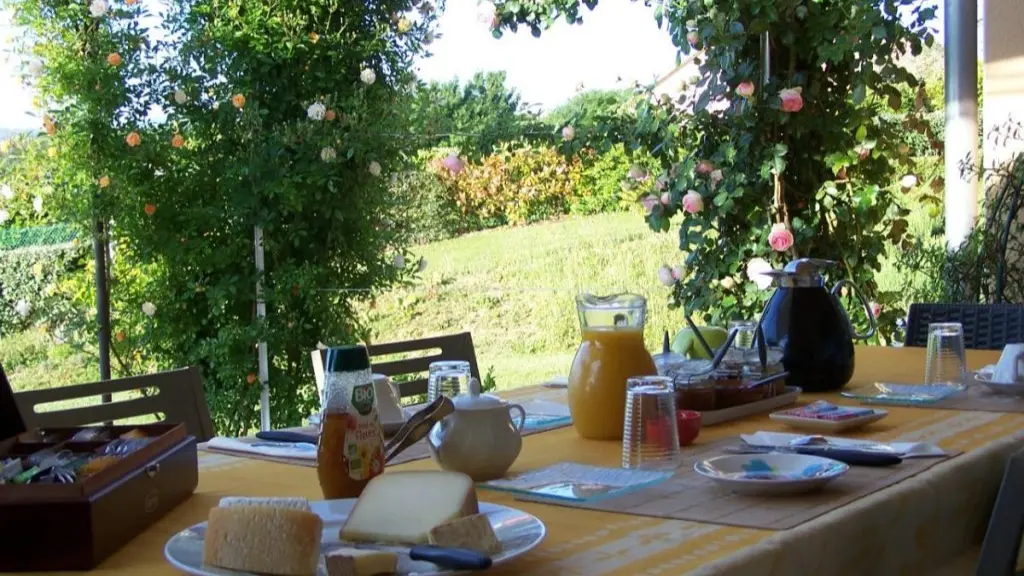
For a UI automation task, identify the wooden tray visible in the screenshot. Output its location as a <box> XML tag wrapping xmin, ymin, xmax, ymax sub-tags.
<box><xmin>699</xmin><ymin>386</ymin><xmax>801</xmax><ymax>426</ymax></box>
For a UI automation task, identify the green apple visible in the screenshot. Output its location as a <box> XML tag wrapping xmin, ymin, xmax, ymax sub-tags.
<box><xmin>671</xmin><ymin>326</ymin><xmax>729</xmax><ymax>359</ymax></box>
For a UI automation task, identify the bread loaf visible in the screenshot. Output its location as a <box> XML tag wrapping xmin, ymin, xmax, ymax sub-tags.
<box><xmin>203</xmin><ymin>503</ymin><xmax>322</xmax><ymax>576</ymax></box>
<box><xmin>428</xmin><ymin>514</ymin><xmax>501</xmax><ymax>555</ymax></box>
<box><xmin>325</xmin><ymin>547</ymin><xmax>397</xmax><ymax>576</ymax></box>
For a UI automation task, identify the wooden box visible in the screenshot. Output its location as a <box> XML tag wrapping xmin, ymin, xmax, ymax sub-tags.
<box><xmin>0</xmin><ymin>422</ymin><xmax>198</xmax><ymax>571</ymax></box>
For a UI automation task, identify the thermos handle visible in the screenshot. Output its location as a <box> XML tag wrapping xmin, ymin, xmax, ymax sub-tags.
<box><xmin>830</xmin><ymin>279</ymin><xmax>877</xmax><ymax>340</ymax></box>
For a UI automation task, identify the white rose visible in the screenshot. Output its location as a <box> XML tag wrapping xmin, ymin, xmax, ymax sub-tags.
<box><xmin>746</xmin><ymin>257</ymin><xmax>775</xmax><ymax>290</ymax></box>
<box><xmin>657</xmin><ymin>265</ymin><xmax>676</xmax><ymax>287</ymax></box>
<box><xmin>720</xmin><ymin>277</ymin><xmax>736</xmax><ymax>290</ymax></box>
<box><xmin>307</xmin><ymin>102</ymin><xmax>326</xmax><ymax>121</ymax></box>
<box><xmin>320</xmin><ymin>146</ymin><xmax>336</xmax><ymax>162</ymax></box>
<box><xmin>368</xmin><ymin>161</ymin><xmax>382</xmax><ymax>177</ymax></box>
<box><xmin>27</xmin><ymin>60</ymin><xmax>43</xmax><ymax>77</ymax></box>
<box><xmin>360</xmin><ymin>68</ymin><xmax>376</xmax><ymax>85</ymax></box>
<box><xmin>14</xmin><ymin>299</ymin><xmax>30</xmax><ymax>318</ymax></box>
<box><xmin>212</xmin><ymin>101</ymin><xmax>220</xmax><ymax>110</ymax></box>
<box><xmin>562</xmin><ymin>126</ymin><xmax>576</xmax><ymax>142</ymax></box>
<box><xmin>173</xmin><ymin>89</ymin><xmax>187</xmax><ymax>104</ymax></box>
<box><xmin>32</xmin><ymin>196</ymin><xmax>42</xmax><ymax>213</ymax></box>
<box><xmin>0</xmin><ymin>184</ymin><xmax>12</xmax><ymax>199</ymax></box>
<box><xmin>900</xmin><ymin>174</ymin><xmax>918</xmax><ymax>190</ymax></box>
<box><xmin>393</xmin><ymin>253</ymin><xmax>406</xmax><ymax>269</ymax></box>
<box><xmin>0</xmin><ymin>209</ymin><xmax>8</xmax><ymax>225</ymax></box>
<box><xmin>89</xmin><ymin>0</ymin><xmax>109</xmax><ymax>18</ymax></box>
<box><xmin>141</xmin><ymin>302</ymin><xmax>157</xmax><ymax>316</ymax></box>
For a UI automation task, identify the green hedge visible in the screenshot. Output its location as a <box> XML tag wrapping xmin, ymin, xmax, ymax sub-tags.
<box><xmin>0</xmin><ymin>242</ymin><xmax>88</xmax><ymax>336</ymax></box>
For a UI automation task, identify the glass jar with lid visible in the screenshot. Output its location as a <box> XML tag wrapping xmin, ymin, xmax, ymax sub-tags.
<box><xmin>742</xmin><ymin>348</ymin><xmax>787</xmax><ymax>399</ymax></box>
<box><xmin>669</xmin><ymin>359</ymin><xmax>716</xmax><ymax>412</ymax></box>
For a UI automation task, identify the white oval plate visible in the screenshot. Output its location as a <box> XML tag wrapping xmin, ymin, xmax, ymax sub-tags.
<box><xmin>695</xmin><ymin>453</ymin><xmax>849</xmax><ymax>497</ymax></box>
<box><xmin>974</xmin><ymin>371</ymin><xmax>1024</xmax><ymax>396</ymax></box>
<box><xmin>164</xmin><ymin>500</ymin><xmax>545</xmax><ymax>576</ymax></box>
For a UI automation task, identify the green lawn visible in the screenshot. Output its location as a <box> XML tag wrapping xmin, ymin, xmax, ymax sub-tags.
<box><xmin>364</xmin><ymin>212</ymin><xmax>684</xmax><ymax>390</ymax></box>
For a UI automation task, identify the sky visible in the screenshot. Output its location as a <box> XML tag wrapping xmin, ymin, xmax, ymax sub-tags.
<box><xmin>0</xmin><ymin>0</ymin><xmax>959</xmax><ymax>132</ymax></box>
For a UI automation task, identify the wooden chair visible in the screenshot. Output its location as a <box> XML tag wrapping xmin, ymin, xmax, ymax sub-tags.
<box><xmin>311</xmin><ymin>332</ymin><xmax>480</xmax><ymax>398</ymax></box>
<box><xmin>975</xmin><ymin>447</ymin><xmax>1024</xmax><ymax>575</ymax></box>
<box><xmin>13</xmin><ymin>367</ymin><xmax>216</xmax><ymax>441</ymax></box>
<box><xmin>905</xmin><ymin>303</ymin><xmax>1024</xmax><ymax>349</ymax></box>
<box><xmin>0</xmin><ymin>362</ymin><xmax>27</xmax><ymax>440</ymax></box>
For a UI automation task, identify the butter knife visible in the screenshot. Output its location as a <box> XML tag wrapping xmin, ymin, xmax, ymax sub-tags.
<box><xmin>340</xmin><ymin>544</ymin><xmax>492</xmax><ymax>571</ymax></box>
<box><xmin>725</xmin><ymin>446</ymin><xmax>903</xmax><ymax>466</ymax></box>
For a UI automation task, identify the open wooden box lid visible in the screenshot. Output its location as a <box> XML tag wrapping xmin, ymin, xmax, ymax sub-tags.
<box><xmin>0</xmin><ymin>362</ymin><xmax>27</xmax><ymax>441</ymax></box>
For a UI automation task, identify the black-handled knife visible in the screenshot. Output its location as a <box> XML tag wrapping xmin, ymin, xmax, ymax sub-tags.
<box><xmin>728</xmin><ymin>446</ymin><xmax>903</xmax><ymax>467</ymax></box>
<box><xmin>255</xmin><ymin>430</ymin><xmax>318</xmax><ymax>444</ymax></box>
<box><xmin>409</xmin><ymin>545</ymin><xmax>492</xmax><ymax>571</ymax></box>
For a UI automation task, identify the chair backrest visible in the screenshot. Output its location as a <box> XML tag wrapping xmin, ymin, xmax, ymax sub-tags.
<box><xmin>311</xmin><ymin>332</ymin><xmax>480</xmax><ymax>398</ymax></box>
<box><xmin>0</xmin><ymin>362</ymin><xmax>27</xmax><ymax>440</ymax></box>
<box><xmin>905</xmin><ymin>303</ymin><xmax>1024</xmax><ymax>349</ymax></box>
<box><xmin>13</xmin><ymin>367</ymin><xmax>216</xmax><ymax>441</ymax></box>
<box><xmin>977</xmin><ymin>447</ymin><xmax>1024</xmax><ymax>576</ymax></box>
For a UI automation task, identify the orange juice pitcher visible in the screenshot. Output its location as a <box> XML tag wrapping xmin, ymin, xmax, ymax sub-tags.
<box><xmin>567</xmin><ymin>293</ymin><xmax>657</xmax><ymax>440</ymax></box>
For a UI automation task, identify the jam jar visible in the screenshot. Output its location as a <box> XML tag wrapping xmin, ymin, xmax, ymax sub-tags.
<box><xmin>742</xmin><ymin>348</ymin><xmax>787</xmax><ymax>398</ymax></box>
<box><xmin>711</xmin><ymin>350</ymin><xmax>752</xmax><ymax>409</ymax></box>
<box><xmin>670</xmin><ymin>359</ymin><xmax>716</xmax><ymax>412</ymax></box>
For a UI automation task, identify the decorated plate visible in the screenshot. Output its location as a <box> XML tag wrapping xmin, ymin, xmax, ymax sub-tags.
<box><xmin>164</xmin><ymin>500</ymin><xmax>545</xmax><ymax>575</ymax></box>
<box><xmin>694</xmin><ymin>453</ymin><xmax>849</xmax><ymax>496</ymax></box>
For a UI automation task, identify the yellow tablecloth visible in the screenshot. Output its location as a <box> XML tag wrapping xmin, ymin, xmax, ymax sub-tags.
<box><xmin>30</xmin><ymin>346</ymin><xmax>1024</xmax><ymax>576</ymax></box>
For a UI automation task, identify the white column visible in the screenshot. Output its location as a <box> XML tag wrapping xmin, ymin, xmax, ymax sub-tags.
<box><xmin>944</xmin><ymin>0</ymin><xmax>980</xmax><ymax>250</ymax></box>
<box><xmin>254</xmin><ymin>225</ymin><xmax>271</xmax><ymax>431</ymax></box>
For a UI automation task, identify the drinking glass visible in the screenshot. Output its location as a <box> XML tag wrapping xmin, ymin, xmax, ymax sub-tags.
<box><xmin>924</xmin><ymin>323</ymin><xmax>969</xmax><ymax>391</ymax></box>
<box><xmin>622</xmin><ymin>376</ymin><xmax>680</xmax><ymax>470</ymax></box>
<box><xmin>728</xmin><ymin>320</ymin><xmax>758</xmax><ymax>349</ymax></box>
<box><xmin>427</xmin><ymin>360</ymin><xmax>472</xmax><ymax>403</ymax></box>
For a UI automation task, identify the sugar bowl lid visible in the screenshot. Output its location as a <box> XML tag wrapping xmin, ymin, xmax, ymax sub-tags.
<box><xmin>451</xmin><ymin>379</ymin><xmax>507</xmax><ymax>410</ymax></box>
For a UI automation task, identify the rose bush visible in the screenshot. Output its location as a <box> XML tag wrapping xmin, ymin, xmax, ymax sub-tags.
<box><xmin>5</xmin><ymin>0</ymin><xmax>442</xmax><ymax>434</ymax></box>
<box><xmin>492</xmin><ymin>0</ymin><xmax>936</xmax><ymax>339</ymax></box>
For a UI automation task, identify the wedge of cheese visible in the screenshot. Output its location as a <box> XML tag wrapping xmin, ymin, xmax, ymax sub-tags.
<box><xmin>325</xmin><ymin>548</ymin><xmax>398</xmax><ymax>576</ymax></box>
<box><xmin>340</xmin><ymin>471</ymin><xmax>478</xmax><ymax>544</ymax></box>
<box><xmin>428</xmin><ymin>514</ymin><xmax>501</xmax><ymax>555</ymax></box>
<box><xmin>203</xmin><ymin>500</ymin><xmax>322</xmax><ymax>576</ymax></box>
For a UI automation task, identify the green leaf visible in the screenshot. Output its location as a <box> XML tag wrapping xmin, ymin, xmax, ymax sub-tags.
<box><xmin>855</xmin><ymin>125</ymin><xmax>868</xmax><ymax>141</ymax></box>
<box><xmin>872</xmin><ymin>26</ymin><xmax>887</xmax><ymax>40</ymax></box>
<box><xmin>729</xmin><ymin>21</ymin><xmax>744</xmax><ymax>35</ymax></box>
<box><xmin>713</xmin><ymin>191</ymin><xmax>728</xmax><ymax>207</ymax></box>
<box><xmin>852</xmin><ymin>84</ymin><xmax>866</xmax><ymax>105</ymax></box>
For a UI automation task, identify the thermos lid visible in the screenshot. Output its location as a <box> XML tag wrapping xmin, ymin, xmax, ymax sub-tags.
<box><xmin>763</xmin><ymin>258</ymin><xmax>835</xmax><ymax>287</ymax></box>
<box><xmin>325</xmin><ymin>345</ymin><xmax>371</xmax><ymax>373</ymax></box>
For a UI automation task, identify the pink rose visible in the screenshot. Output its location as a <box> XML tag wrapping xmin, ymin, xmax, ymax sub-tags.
<box><xmin>657</xmin><ymin>265</ymin><xmax>676</xmax><ymax>287</ymax></box>
<box><xmin>768</xmin><ymin>223</ymin><xmax>794</xmax><ymax>252</ymax></box>
<box><xmin>682</xmin><ymin>190</ymin><xmax>703</xmax><ymax>214</ymax></box>
<box><xmin>640</xmin><ymin>195</ymin><xmax>659</xmax><ymax>215</ymax></box>
<box><xmin>660</xmin><ymin>192</ymin><xmax>670</xmax><ymax>206</ymax></box>
<box><xmin>779</xmin><ymin>87</ymin><xmax>804</xmax><ymax>113</ymax></box>
<box><xmin>709</xmin><ymin>169</ymin><xmax>723</xmax><ymax>188</ymax></box>
<box><xmin>736</xmin><ymin>81</ymin><xmax>755</xmax><ymax>99</ymax></box>
<box><xmin>869</xmin><ymin>301</ymin><xmax>882</xmax><ymax>318</ymax></box>
<box><xmin>654</xmin><ymin>175</ymin><xmax>669</xmax><ymax>191</ymax></box>
<box><xmin>672</xmin><ymin>265</ymin><xmax>684</xmax><ymax>280</ymax></box>
<box><xmin>629</xmin><ymin>165</ymin><xmax>649</xmax><ymax>181</ymax></box>
<box><xmin>696</xmin><ymin>160</ymin><xmax>714</xmax><ymax>175</ymax></box>
<box><xmin>686</xmin><ymin>31</ymin><xmax>699</xmax><ymax>46</ymax></box>
<box><xmin>442</xmin><ymin>153</ymin><xmax>465</xmax><ymax>175</ymax></box>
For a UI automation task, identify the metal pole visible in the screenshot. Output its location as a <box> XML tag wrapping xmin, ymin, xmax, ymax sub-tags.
<box><xmin>944</xmin><ymin>0</ymin><xmax>979</xmax><ymax>250</ymax></box>
<box><xmin>92</xmin><ymin>217</ymin><xmax>112</xmax><ymax>389</ymax></box>
<box><xmin>760</xmin><ymin>31</ymin><xmax>771</xmax><ymax>86</ymax></box>
<box><xmin>254</xmin><ymin>225</ymin><xmax>270</xmax><ymax>431</ymax></box>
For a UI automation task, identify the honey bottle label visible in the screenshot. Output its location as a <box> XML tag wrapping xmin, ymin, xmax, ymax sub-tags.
<box><xmin>343</xmin><ymin>382</ymin><xmax>384</xmax><ymax>481</ymax></box>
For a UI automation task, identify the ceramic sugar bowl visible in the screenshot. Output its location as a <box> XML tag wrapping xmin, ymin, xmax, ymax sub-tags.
<box><xmin>426</xmin><ymin>381</ymin><xmax>526</xmax><ymax>481</ymax></box>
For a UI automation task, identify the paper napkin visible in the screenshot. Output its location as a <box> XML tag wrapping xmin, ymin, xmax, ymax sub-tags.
<box><xmin>205</xmin><ymin>436</ymin><xmax>317</xmax><ymax>460</ymax></box>
<box><xmin>741</xmin><ymin>431</ymin><xmax>947</xmax><ymax>458</ymax></box>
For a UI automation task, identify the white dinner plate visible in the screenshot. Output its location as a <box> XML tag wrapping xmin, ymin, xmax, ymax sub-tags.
<box><xmin>164</xmin><ymin>500</ymin><xmax>546</xmax><ymax>576</ymax></box>
<box><xmin>695</xmin><ymin>453</ymin><xmax>849</xmax><ymax>497</ymax></box>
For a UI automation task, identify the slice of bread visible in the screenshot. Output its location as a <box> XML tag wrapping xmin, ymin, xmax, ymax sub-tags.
<box><xmin>203</xmin><ymin>505</ymin><xmax>323</xmax><ymax>576</ymax></box>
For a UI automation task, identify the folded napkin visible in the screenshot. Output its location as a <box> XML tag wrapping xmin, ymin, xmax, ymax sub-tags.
<box><xmin>518</xmin><ymin>399</ymin><xmax>571</xmax><ymax>417</ymax></box>
<box><xmin>205</xmin><ymin>436</ymin><xmax>317</xmax><ymax>460</ymax></box>
<box><xmin>741</xmin><ymin>431</ymin><xmax>947</xmax><ymax>458</ymax></box>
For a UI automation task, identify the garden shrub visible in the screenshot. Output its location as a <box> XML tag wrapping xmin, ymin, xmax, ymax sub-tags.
<box><xmin>573</xmin><ymin>144</ymin><xmax>657</xmax><ymax>215</ymax></box>
<box><xmin>0</xmin><ymin>242</ymin><xmax>87</xmax><ymax>336</ymax></box>
<box><xmin>391</xmin><ymin>167</ymin><xmax>464</xmax><ymax>245</ymax></box>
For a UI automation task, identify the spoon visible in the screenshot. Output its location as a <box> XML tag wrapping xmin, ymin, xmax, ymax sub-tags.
<box><xmin>707</xmin><ymin>327</ymin><xmax>740</xmax><ymax>371</ymax></box>
<box><xmin>683</xmin><ymin>314</ymin><xmax>716</xmax><ymax>359</ymax></box>
<box><xmin>789</xmin><ymin>435</ymin><xmax>897</xmax><ymax>453</ymax></box>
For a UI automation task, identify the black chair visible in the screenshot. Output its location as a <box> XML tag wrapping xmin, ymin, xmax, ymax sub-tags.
<box><xmin>975</xmin><ymin>447</ymin><xmax>1024</xmax><ymax>575</ymax></box>
<box><xmin>905</xmin><ymin>304</ymin><xmax>1024</xmax><ymax>349</ymax></box>
<box><xmin>311</xmin><ymin>332</ymin><xmax>481</xmax><ymax>398</ymax></box>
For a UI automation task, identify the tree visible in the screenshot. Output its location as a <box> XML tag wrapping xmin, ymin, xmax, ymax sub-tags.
<box><xmin>492</xmin><ymin>0</ymin><xmax>936</xmax><ymax>338</ymax></box>
<box><xmin>408</xmin><ymin>71</ymin><xmax>540</xmax><ymax>158</ymax></box>
<box><xmin>5</xmin><ymin>0</ymin><xmax>441</xmax><ymax>434</ymax></box>
<box><xmin>544</xmin><ymin>88</ymin><xmax>633</xmax><ymax>129</ymax></box>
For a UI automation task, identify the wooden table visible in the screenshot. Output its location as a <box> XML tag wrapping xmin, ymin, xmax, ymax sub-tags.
<box><xmin>27</xmin><ymin>346</ymin><xmax>1022</xmax><ymax>576</ymax></box>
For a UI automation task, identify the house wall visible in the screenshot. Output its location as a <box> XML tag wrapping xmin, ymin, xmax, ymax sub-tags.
<box><xmin>984</xmin><ymin>0</ymin><xmax>1024</xmax><ymax>165</ymax></box>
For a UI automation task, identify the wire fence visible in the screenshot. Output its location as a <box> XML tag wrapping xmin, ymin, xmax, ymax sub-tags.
<box><xmin>0</xmin><ymin>223</ymin><xmax>80</xmax><ymax>252</ymax></box>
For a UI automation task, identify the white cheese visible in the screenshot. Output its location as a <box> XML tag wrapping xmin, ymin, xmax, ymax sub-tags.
<box><xmin>428</xmin><ymin>514</ymin><xmax>501</xmax><ymax>555</ymax></box>
<box><xmin>325</xmin><ymin>548</ymin><xmax>398</xmax><ymax>576</ymax></box>
<box><xmin>339</xmin><ymin>471</ymin><xmax>479</xmax><ymax>544</ymax></box>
